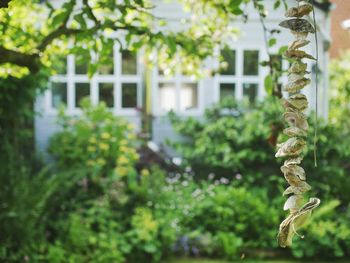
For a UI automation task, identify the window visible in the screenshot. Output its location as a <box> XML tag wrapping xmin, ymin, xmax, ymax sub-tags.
<box><xmin>271</xmin><ymin>54</ymin><xmax>282</xmax><ymax>72</ymax></box>
<box><xmin>243</xmin><ymin>50</ymin><xmax>259</xmax><ymax>75</ymax></box>
<box><xmin>75</xmin><ymin>54</ymin><xmax>88</xmax><ymax>75</ymax></box>
<box><xmin>180</xmin><ymin>83</ymin><xmax>198</xmax><ymax>110</ymax></box>
<box><xmin>48</xmin><ymin>45</ymin><xmax>141</xmax><ymax>113</ymax></box>
<box><xmin>217</xmin><ymin>48</ymin><xmax>261</xmax><ymax>103</ymax></box>
<box><xmin>51</xmin><ymin>82</ymin><xmax>67</xmax><ymax>108</ymax></box>
<box><xmin>159</xmin><ymin>83</ymin><xmax>176</xmax><ymax>111</ymax></box>
<box><xmin>220</xmin><ymin>49</ymin><xmax>236</xmax><ymax>75</ymax></box>
<box><xmin>99</xmin><ymin>83</ymin><xmax>114</xmax><ymax>108</ymax></box>
<box><xmin>53</xmin><ymin>57</ymin><xmax>67</xmax><ymax>75</ymax></box>
<box><xmin>75</xmin><ymin>83</ymin><xmax>90</xmax><ymax>108</ymax></box>
<box><xmin>98</xmin><ymin>50</ymin><xmax>114</xmax><ymax>75</ymax></box>
<box><xmin>122</xmin><ymin>50</ymin><xmax>137</xmax><ymax>75</ymax></box>
<box><xmin>156</xmin><ymin>68</ymin><xmax>200</xmax><ymax>114</ymax></box>
<box><xmin>243</xmin><ymin>83</ymin><xmax>258</xmax><ymax>103</ymax></box>
<box><xmin>220</xmin><ymin>83</ymin><xmax>236</xmax><ymax>101</ymax></box>
<box><xmin>121</xmin><ymin>83</ymin><xmax>137</xmax><ymax>108</ymax></box>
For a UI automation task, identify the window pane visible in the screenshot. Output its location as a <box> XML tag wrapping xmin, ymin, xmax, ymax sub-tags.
<box><xmin>159</xmin><ymin>83</ymin><xmax>176</xmax><ymax>111</ymax></box>
<box><xmin>243</xmin><ymin>83</ymin><xmax>258</xmax><ymax>103</ymax></box>
<box><xmin>220</xmin><ymin>49</ymin><xmax>236</xmax><ymax>75</ymax></box>
<box><xmin>98</xmin><ymin>50</ymin><xmax>114</xmax><ymax>75</ymax></box>
<box><xmin>75</xmin><ymin>55</ymin><xmax>88</xmax><ymax>74</ymax></box>
<box><xmin>271</xmin><ymin>54</ymin><xmax>282</xmax><ymax>72</ymax></box>
<box><xmin>122</xmin><ymin>50</ymin><xmax>137</xmax><ymax>75</ymax></box>
<box><xmin>122</xmin><ymin>83</ymin><xmax>137</xmax><ymax>108</ymax></box>
<box><xmin>220</xmin><ymin>83</ymin><xmax>236</xmax><ymax>101</ymax></box>
<box><xmin>243</xmin><ymin>50</ymin><xmax>259</xmax><ymax>75</ymax></box>
<box><xmin>52</xmin><ymin>82</ymin><xmax>67</xmax><ymax>108</ymax></box>
<box><xmin>53</xmin><ymin>57</ymin><xmax>66</xmax><ymax>74</ymax></box>
<box><xmin>75</xmin><ymin>83</ymin><xmax>90</xmax><ymax>108</ymax></box>
<box><xmin>180</xmin><ymin>83</ymin><xmax>198</xmax><ymax>111</ymax></box>
<box><xmin>99</xmin><ymin>83</ymin><xmax>114</xmax><ymax>108</ymax></box>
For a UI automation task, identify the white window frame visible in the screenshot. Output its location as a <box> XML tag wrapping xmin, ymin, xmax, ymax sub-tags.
<box><xmin>152</xmin><ymin>65</ymin><xmax>204</xmax><ymax>117</ymax></box>
<box><xmin>214</xmin><ymin>46</ymin><xmax>266</xmax><ymax>103</ymax></box>
<box><xmin>45</xmin><ymin>44</ymin><xmax>142</xmax><ymax>116</ymax></box>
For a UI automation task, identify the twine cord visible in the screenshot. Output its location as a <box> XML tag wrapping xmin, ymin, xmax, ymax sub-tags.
<box><xmin>311</xmin><ymin>0</ymin><xmax>319</xmax><ymax>168</ymax></box>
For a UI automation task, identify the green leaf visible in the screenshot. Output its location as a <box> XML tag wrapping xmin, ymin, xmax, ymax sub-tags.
<box><xmin>278</xmin><ymin>45</ymin><xmax>288</xmax><ymax>55</ymax></box>
<box><xmin>74</xmin><ymin>13</ymin><xmax>87</xmax><ymax>29</ymax></box>
<box><xmin>264</xmin><ymin>75</ymin><xmax>273</xmax><ymax>95</ymax></box>
<box><xmin>51</xmin><ymin>11</ymin><xmax>68</xmax><ymax>28</ymax></box>
<box><xmin>268</xmin><ymin>38</ymin><xmax>277</xmax><ymax>47</ymax></box>
<box><xmin>274</xmin><ymin>0</ymin><xmax>281</xmax><ymax>10</ymax></box>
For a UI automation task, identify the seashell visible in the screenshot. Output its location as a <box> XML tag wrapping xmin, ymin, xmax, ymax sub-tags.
<box><xmin>283</xmin><ymin>194</ymin><xmax>303</xmax><ymax>212</ymax></box>
<box><xmin>285</xmin><ymin>4</ymin><xmax>313</xmax><ymax>18</ymax></box>
<box><xmin>288</xmin><ymin>73</ymin><xmax>307</xmax><ymax>83</ymax></box>
<box><xmin>288</xmin><ymin>39</ymin><xmax>310</xmax><ymax>50</ymax></box>
<box><xmin>283</xmin><ymin>181</ymin><xmax>311</xmax><ymax>195</ymax></box>
<box><xmin>276</xmin><ymin>137</ymin><xmax>306</xmax><ymax>158</ymax></box>
<box><xmin>300</xmin><ymin>197</ymin><xmax>321</xmax><ymax>213</ymax></box>
<box><xmin>283</xmin><ymin>126</ymin><xmax>307</xmax><ymax>137</ymax></box>
<box><xmin>281</xmin><ymin>164</ymin><xmax>306</xmax><ymax>181</ymax></box>
<box><xmin>284</xmin><ymin>109</ymin><xmax>309</xmax><ymax>131</ymax></box>
<box><xmin>279</xmin><ymin>19</ymin><xmax>315</xmax><ymax>33</ymax></box>
<box><xmin>284</xmin><ymin>172</ymin><xmax>303</xmax><ymax>186</ymax></box>
<box><xmin>287</xmin><ymin>93</ymin><xmax>308</xmax><ymax>111</ymax></box>
<box><xmin>285</xmin><ymin>50</ymin><xmax>316</xmax><ymax>60</ymax></box>
<box><xmin>278</xmin><ymin>197</ymin><xmax>320</xmax><ymax>248</ymax></box>
<box><xmin>283</xmin><ymin>78</ymin><xmax>311</xmax><ymax>93</ymax></box>
<box><xmin>288</xmin><ymin>60</ymin><xmax>308</xmax><ymax>73</ymax></box>
<box><xmin>284</xmin><ymin>156</ymin><xmax>303</xmax><ymax>166</ymax></box>
<box><xmin>292</xmin><ymin>31</ymin><xmax>309</xmax><ymax>40</ymax></box>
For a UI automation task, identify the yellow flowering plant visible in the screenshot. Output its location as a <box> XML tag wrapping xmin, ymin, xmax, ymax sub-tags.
<box><xmin>49</xmin><ymin>99</ymin><xmax>139</xmax><ymax>182</ymax></box>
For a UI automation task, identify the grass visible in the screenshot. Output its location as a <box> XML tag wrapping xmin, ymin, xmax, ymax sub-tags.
<box><xmin>166</xmin><ymin>259</ymin><xmax>350</xmax><ymax>263</ymax></box>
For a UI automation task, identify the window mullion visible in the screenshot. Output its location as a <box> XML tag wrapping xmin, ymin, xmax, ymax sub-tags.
<box><xmin>175</xmin><ymin>66</ymin><xmax>181</xmax><ymax>112</ymax></box>
<box><xmin>236</xmin><ymin>49</ymin><xmax>243</xmax><ymax>100</ymax></box>
<box><xmin>115</xmin><ymin>45</ymin><xmax>121</xmax><ymax>112</ymax></box>
<box><xmin>67</xmin><ymin>55</ymin><xmax>75</xmax><ymax>113</ymax></box>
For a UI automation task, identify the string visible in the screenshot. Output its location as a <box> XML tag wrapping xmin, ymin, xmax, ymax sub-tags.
<box><xmin>311</xmin><ymin>0</ymin><xmax>319</xmax><ymax>168</ymax></box>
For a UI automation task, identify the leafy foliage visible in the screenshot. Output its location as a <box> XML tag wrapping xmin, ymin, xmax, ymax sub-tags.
<box><xmin>329</xmin><ymin>50</ymin><xmax>350</xmax><ymax>132</ymax></box>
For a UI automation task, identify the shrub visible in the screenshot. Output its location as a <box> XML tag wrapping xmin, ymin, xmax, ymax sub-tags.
<box><xmin>167</xmin><ymin>97</ymin><xmax>350</xmax><ymax>259</ymax></box>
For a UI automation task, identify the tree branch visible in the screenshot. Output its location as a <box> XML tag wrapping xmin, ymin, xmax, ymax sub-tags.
<box><xmin>37</xmin><ymin>26</ymin><xmax>83</xmax><ymax>52</ymax></box>
<box><xmin>0</xmin><ymin>0</ymin><xmax>11</xmax><ymax>8</ymax></box>
<box><xmin>82</xmin><ymin>0</ymin><xmax>100</xmax><ymax>25</ymax></box>
<box><xmin>0</xmin><ymin>47</ymin><xmax>40</xmax><ymax>72</ymax></box>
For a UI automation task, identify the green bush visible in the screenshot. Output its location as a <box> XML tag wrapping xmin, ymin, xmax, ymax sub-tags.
<box><xmin>4</xmin><ymin>97</ymin><xmax>350</xmax><ymax>262</ymax></box>
<box><xmin>168</xmin><ymin>97</ymin><xmax>350</xmax><ymax>259</ymax></box>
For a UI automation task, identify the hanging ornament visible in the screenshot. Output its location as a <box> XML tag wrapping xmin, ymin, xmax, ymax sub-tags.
<box><xmin>276</xmin><ymin>0</ymin><xmax>320</xmax><ymax>248</ymax></box>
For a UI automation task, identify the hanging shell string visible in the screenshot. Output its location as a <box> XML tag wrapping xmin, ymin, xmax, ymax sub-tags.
<box><xmin>312</xmin><ymin>0</ymin><xmax>318</xmax><ymax>168</ymax></box>
<box><xmin>276</xmin><ymin>0</ymin><xmax>321</xmax><ymax>248</ymax></box>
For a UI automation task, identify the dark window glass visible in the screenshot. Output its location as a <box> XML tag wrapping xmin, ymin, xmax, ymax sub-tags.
<box><xmin>122</xmin><ymin>50</ymin><xmax>137</xmax><ymax>75</ymax></box>
<box><xmin>99</xmin><ymin>83</ymin><xmax>114</xmax><ymax>107</ymax></box>
<box><xmin>122</xmin><ymin>83</ymin><xmax>137</xmax><ymax>108</ymax></box>
<box><xmin>243</xmin><ymin>50</ymin><xmax>259</xmax><ymax>75</ymax></box>
<box><xmin>271</xmin><ymin>54</ymin><xmax>282</xmax><ymax>71</ymax></box>
<box><xmin>53</xmin><ymin>57</ymin><xmax>67</xmax><ymax>74</ymax></box>
<box><xmin>75</xmin><ymin>55</ymin><xmax>88</xmax><ymax>74</ymax></box>
<box><xmin>52</xmin><ymin>82</ymin><xmax>67</xmax><ymax>108</ymax></box>
<box><xmin>180</xmin><ymin>83</ymin><xmax>198</xmax><ymax>110</ymax></box>
<box><xmin>98</xmin><ymin>50</ymin><xmax>114</xmax><ymax>75</ymax></box>
<box><xmin>243</xmin><ymin>83</ymin><xmax>258</xmax><ymax>103</ymax></box>
<box><xmin>220</xmin><ymin>49</ymin><xmax>236</xmax><ymax>75</ymax></box>
<box><xmin>75</xmin><ymin>83</ymin><xmax>90</xmax><ymax>108</ymax></box>
<box><xmin>220</xmin><ymin>83</ymin><xmax>236</xmax><ymax>101</ymax></box>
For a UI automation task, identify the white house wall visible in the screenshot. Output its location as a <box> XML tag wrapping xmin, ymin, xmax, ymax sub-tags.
<box><xmin>150</xmin><ymin>0</ymin><xmax>330</xmax><ymax>154</ymax></box>
<box><xmin>35</xmin><ymin>0</ymin><xmax>330</xmax><ymax>155</ymax></box>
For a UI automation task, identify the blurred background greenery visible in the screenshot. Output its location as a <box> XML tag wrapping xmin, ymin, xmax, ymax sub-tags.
<box><xmin>1</xmin><ymin>0</ymin><xmax>350</xmax><ymax>262</ymax></box>
<box><xmin>1</xmin><ymin>77</ymin><xmax>350</xmax><ymax>261</ymax></box>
